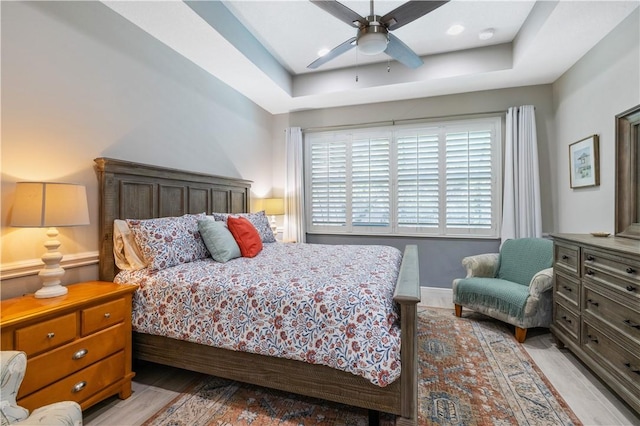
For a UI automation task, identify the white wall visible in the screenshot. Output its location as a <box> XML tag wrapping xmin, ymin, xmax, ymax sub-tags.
<box><xmin>1</xmin><ymin>2</ymin><xmax>275</xmax><ymax>298</ymax></box>
<box><xmin>552</xmin><ymin>9</ymin><xmax>640</xmax><ymax>233</ymax></box>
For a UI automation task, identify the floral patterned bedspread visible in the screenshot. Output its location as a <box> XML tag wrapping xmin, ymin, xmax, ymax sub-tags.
<box><xmin>115</xmin><ymin>243</ymin><xmax>402</xmax><ymax>387</ymax></box>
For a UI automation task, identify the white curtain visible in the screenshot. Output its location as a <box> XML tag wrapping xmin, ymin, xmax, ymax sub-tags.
<box><xmin>284</xmin><ymin>127</ymin><xmax>306</xmax><ymax>243</ymax></box>
<box><xmin>501</xmin><ymin>105</ymin><xmax>542</xmax><ymax>244</ymax></box>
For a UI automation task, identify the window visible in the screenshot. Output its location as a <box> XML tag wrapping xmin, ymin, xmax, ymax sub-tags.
<box><xmin>305</xmin><ymin>117</ymin><xmax>502</xmax><ymax>237</ymax></box>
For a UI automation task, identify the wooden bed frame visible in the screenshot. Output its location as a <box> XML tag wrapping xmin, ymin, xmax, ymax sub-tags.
<box><xmin>95</xmin><ymin>157</ymin><xmax>420</xmax><ymax>425</ymax></box>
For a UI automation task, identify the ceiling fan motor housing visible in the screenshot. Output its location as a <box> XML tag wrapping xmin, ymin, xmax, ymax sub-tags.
<box><xmin>357</xmin><ymin>16</ymin><xmax>389</xmax><ymax>55</ymax></box>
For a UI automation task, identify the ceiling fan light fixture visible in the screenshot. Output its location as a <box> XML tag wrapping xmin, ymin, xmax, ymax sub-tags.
<box><xmin>357</xmin><ymin>23</ymin><xmax>388</xmax><ymax>55</ymax></box>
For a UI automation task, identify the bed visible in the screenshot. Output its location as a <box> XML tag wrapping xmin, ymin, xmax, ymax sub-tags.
<box><xmin>95</xmin><ymin>157</ymin><xmax>420</xmax><ymax>425</ymax></box>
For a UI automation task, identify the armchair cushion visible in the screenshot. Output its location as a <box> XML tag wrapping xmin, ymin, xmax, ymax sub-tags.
<box><xmin>454</xmin><ymin>278</ymin><xmax>530</xmax><ymax>320</ymax></box>
<box><xmin>496</xmin><ymin>238</ymin><xmax>553</xmax><ymax>286</ymax></box>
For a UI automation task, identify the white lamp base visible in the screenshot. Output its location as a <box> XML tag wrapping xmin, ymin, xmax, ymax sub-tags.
<box><xmin>35</xmin><ymin>227</ymin><xmax>68</xmax><ymax>299</ymax></box>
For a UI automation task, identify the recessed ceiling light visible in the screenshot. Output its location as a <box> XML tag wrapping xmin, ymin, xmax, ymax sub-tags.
<box><xmin>447</xmin><ymin>24</ymin><xmax>465</xmax><ymax>36</ymax></box>
<box><xmin>317</xmin><ymin>48</ymin><xmax>330</xmax><ymax>57</ymax></box>
<box><xmin>479</xmin><ymin>28</ymin><xmax>495</xmax><ymax>40</ymax></box>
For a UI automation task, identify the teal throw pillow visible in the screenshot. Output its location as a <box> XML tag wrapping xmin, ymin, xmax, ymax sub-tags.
<box><xmin>198</xmin><ymin>219</ymin><xmax>241</xmax><ymax>263</ymax></box>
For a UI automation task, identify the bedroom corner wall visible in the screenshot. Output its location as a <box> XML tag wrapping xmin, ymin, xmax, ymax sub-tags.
<box><xmin>1</xmin><ymin>2</ymin><xmax>275</xmax><ymax>299</ymax></box>
<box><xmin>552</xmin><ymin>8</ymin><xmax>640</xmax><ymax>233</ymax></box>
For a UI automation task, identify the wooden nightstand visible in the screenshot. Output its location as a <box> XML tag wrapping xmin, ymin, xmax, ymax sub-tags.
<box><xmin>0</xmin><ymin>281</ymin><xmax>138</xmax><ymax>412</ymax></box>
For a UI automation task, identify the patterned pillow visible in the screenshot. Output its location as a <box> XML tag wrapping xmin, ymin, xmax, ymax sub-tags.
<box><xmin>127</xmin><ymin>213</ymin><xmax>208</xmax><ymax>271</ymax></box>
<box><xmin>211</xmin><ymin>211</ymin><xmax>276</xmax><ymax>243</ymax></box>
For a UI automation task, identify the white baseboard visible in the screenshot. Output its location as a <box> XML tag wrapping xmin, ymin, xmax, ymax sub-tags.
<box><xmin>0</xmin><ymin>251</ymin><xmax>99</xmax><ymax>280</ymax></box>
<box><xmin>419</xmin><ymin>286</ymin><xmax>453</xmax><ymax>308</ymax></box>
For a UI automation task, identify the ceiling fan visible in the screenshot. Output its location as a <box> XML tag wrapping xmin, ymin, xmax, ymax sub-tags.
<box><xmin>307</xmin><ymin>0</ymin><xmax>449</xmax><ymax>70</ymax></box>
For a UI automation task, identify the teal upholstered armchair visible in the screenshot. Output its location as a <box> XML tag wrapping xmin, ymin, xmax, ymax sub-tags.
<box><xmin>1</xmin><ymin>351</ymin><xmax>82</xmax><ymax>426</ymax></box>
<box><xmin>452</xmin><ymin>238</ymin><xmax>554</xmax><ymax>343</ymax></box>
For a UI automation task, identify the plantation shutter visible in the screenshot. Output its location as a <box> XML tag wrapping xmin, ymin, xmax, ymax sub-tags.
<box><xmin>445</xmin><ymin>130</ymin><xmax>493</xmax><ymax>230</ymax></box>
<box><xmin>397</xmin><ymin>130</ymin><xmax>439</xmax><ymax>229</ymax></box>
<box><xmin>352</xmin><ymin>136</ymin><xmax>390</xmax><ymax>227</ymax></box>
<box><xmin>310</xmin><ymin>138</ymin><xmax>347</xmax><ymax>227</ymax></box>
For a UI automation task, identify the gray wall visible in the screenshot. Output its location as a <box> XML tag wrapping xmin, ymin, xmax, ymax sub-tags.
<box><xmin>1</xmin><ymin>2</ymin><xmax>275</xmax><ymax>298</ymax></box>
<box><xmin>283</xmin><ymin>85</ymin><xmax>555</xmax><ymax>288</ymax></box>
<box><xmin>551</xmin><ymin>9</ymin><xmax>640</xmax><ymax>234</ymax></box>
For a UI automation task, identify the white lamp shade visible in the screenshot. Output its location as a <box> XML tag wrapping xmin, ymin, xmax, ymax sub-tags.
<box><xmin>11</xmin><ymin>182</ymin><xmax>90</xmax><ymax>228</ymax></box>
<box><xmin>254</xmin><ymin>198</ymin><xmax>285</xmax><ymax>216</ymax></box>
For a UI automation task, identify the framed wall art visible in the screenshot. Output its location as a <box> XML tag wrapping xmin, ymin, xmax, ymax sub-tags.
<box><xmin>569</xmin><ymin>134</ymin><xmax>600</xmax><ymax>188</ymax></box>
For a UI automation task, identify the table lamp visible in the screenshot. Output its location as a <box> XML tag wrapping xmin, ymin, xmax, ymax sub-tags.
<box><xmin>11</xmin><ymin>182</ymin><xmax>90</xmax><ymax>298</ymax></box>
<box><xmin>256</xmin><ymin>198</ymin><xmax>284</xmax><ymax>232</ymax></box>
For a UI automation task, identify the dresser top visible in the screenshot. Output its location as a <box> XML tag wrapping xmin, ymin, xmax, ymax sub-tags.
<box><xmin>551</xmin><ymin>233</ymin><xmax>640</xmax><ymax>257</ymax></box>
<box><xmin>1</xmin><ymin>281</ymin><xmax>138</xmax><ymax>327</ymax></box>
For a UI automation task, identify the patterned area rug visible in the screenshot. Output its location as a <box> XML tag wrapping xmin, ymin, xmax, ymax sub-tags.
<box><xmin>142</xmin><ymin>307</ymin><xmax>581</xmax><ymax>425</ymax></box>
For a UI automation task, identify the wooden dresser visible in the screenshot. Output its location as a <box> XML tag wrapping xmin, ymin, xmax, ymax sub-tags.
<box><xmin>0</xmin><ymin>281</ymin><xmax>138</xmax><ymax>412</ymax></box>
<box><xmin>551</xmin><ymin>234</ymin><xmax>640</xmax><ymax>414</ymax></box>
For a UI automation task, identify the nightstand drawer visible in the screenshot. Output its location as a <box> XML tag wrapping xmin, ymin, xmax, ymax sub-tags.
<box><xmin>19</xmin><ymin>351</ymin><xmax>125</xmax><ymax>410</ymax></box>
<box><xmin>19</xmin><ymin>324</ymin><xmax>125</xmax><ymax>398</ymax></box>
<box><xmin>15</xmin><ymin>313</ymin><xmax>77</xmax><ymax>356</ymax></box>
<box><xmin>81</xmin><ymin>298</ymin><xmax>125</xmax><ymax>336</ymax></box>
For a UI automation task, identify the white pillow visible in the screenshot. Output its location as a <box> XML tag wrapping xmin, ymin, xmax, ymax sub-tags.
<box><xmin>113</xmin><ymin>219</ymin><xmax>147</xmax><ymax>271</ymax></box>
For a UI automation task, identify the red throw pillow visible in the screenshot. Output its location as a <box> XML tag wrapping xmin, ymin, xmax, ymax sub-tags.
<box><xmin>227</xmin><ymin>216</ymin><xmax>263</xmax><ymax>258</ymax></box>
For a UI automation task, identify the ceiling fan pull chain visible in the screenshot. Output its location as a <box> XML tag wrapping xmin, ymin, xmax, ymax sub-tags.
<box><xmin>355</xmin><ymin>47</ymin><xmax>359</xmax><ymax>82</ymax></box>
<box><xmin>387</xmin><ymin>58</ymin><xmax>391</xmax><ymax>73</ymax></box>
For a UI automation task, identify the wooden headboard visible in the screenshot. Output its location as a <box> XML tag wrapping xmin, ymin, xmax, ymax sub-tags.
<box><xmin>94</xmin><ymin>157</ymin><xmax>252</xmax><ymax>281</ymax></box>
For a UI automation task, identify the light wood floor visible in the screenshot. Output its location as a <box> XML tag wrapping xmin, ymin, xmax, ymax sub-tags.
<box><xmin>84</xmin><ymin>289</ymin><xmax>640</xmax><ymax>425</ymax></box>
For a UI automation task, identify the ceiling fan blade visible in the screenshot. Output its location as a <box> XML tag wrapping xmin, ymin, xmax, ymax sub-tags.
<box><xmin>381</xmin><ymin>0</ymin><xmax>449</xmax><ymax>31</ymax></box>
<box><xmin>384</xmin><ymin>33</ymin><xmax>423</xmax><ymax>69</ymax></box>
<box><xmin>309</xmin><ymin>0</ymin><xmax>366</xmax><ymax>28</ymax></box>
<box><xmin>307</xmin><ymin>37</ymin><xmax>357</xmax><ymax>69</ymax></box>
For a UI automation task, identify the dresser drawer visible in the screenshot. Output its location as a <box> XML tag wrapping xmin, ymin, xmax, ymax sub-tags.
<box><xmin>554</xmin><ymin>243</ymin><xmax>580</xmax><ymax>276</ymax></box>
<box><xmin>19</xmin><ymin>324</ymin><xmax>125</xmax><ymax>399</ymax></box>
<box><xmin>554</xmin><ymin>302</ymin><xmax>580</xmax><ymax>344</ymax></box>
<box><xmin>584</xmin><ymin>248</ymin><xmax>640</xmax><ymax>285</ymax></box>
<box><xmin>583</xmin><ymin>320</ymin><xmax>640</xmax><ymax>399</ymax></box>
<box><xmin>555</xmin><ymin>272</ymin><xmax>580</xmax><ymax>309</ymax></box>
<box><xmin>583</xmin><ymin>265</ymin><xmax>640</xmax><ymax>304</ymax></box>
<box><xmin>19</xmin><ymin>351</ymin><xmax>125</xmax><ymax>411</ymax></box>
<box><xmin>583</xmin><ymin>283</ymin><xmax>640</xmax><ymax>346</ymax></box>
<box><xmin>15</xmin><ymin>313</ymin><xmax>77</xmax><ymax>357</ymax></box>
<box><xmin>81</xmin><ymin>298</ymin><xmax>125</xmax><ymax>336</ymax></box>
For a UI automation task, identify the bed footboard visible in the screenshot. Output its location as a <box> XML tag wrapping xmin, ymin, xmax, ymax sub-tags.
<box><xmin>393</xmin><ymin>244</ymin><xmax>421</xmax><ymax>425</ymax></box>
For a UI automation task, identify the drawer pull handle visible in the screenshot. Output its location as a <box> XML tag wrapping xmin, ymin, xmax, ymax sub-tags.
<box><xmin>586</xmin><ymin>269</ymin><xmax>594</xmax><ymax>276</ymax></box>
<box><xmin>587</xmin><ymin>334</ymin><xmax>599</xmax><ymax>344</ymax></box>
<box><xmin>561</xmin><ymin>315</ymin><xmax>572</xmax><ymax>324</ymax></box>
<box><xmin>587</xmin><ymin>299</ymin><xmax>599</xmax><ymax>307</ymax></box>
<box><xmin>586</xmin><ymin>255</ymin><xmax>595</xmax><ymax>262</ymax></box>
<box><xmin>626</xmin><ymin>285</ymin><xmax>637</xmax><ymax>292</ymax></box>
<box><xmin>104</xmin><ymin>312</ymin><xmax>111</xmax><ymax>319</ymax></box>
<box><xmin>623</xmin><ymin>319</ymin><xmax>640</xmax><ymax>330</ymax></box>
<box><xmin>72</xmin><ymin>381</ymin><xmax>87</xmax><ymax>393</ymax></box>
<box><xmin>624</xmin><ymin>363</ymin><xmax>640</xmax><ymax>375</ymax></box>
<box><xmin>562</xmin><ymin>286</ymin><xmax>573</xmax><ymax>292</ymax></box>
<box><xmin>46</xmin><ymin>332</ymin><xmax>55</xmax><ymax>339</ymax></box>
<box><xmin>561</xmin><ymin>255</ymin><xmax>569</xmax><ymax>260</ymax></box>
<box><xmin>72</xmin><ymin>349</ymin><xmax>88</xmax><ymax>360</ymax></box>
<box><xmin>626</xmin><ymin>267</ymin><xmax>636</xmax><ymax>274</ymax></box>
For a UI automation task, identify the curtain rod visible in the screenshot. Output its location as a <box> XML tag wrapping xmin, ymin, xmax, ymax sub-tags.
<box><xmin>301</xmin><ymin>110</ymin><xmax>507</xmax><ymax>133</ymax></box>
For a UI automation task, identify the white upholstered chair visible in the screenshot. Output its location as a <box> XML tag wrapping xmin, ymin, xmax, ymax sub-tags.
<box><xmin>0</xmin><ymin>351</ymin><xmax>82</xmax><ymax>426</ymax></box>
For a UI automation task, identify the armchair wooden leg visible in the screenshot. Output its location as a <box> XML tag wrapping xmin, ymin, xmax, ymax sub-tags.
<box><xmin>515</xmin><ymin>327</ymin><xmax>527</xmax><ymax>343</ymax></box>
<box><xmin>454</xmin><ymin>304</ymin><xmax>462</xmax><ymax>317</ymax></box>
